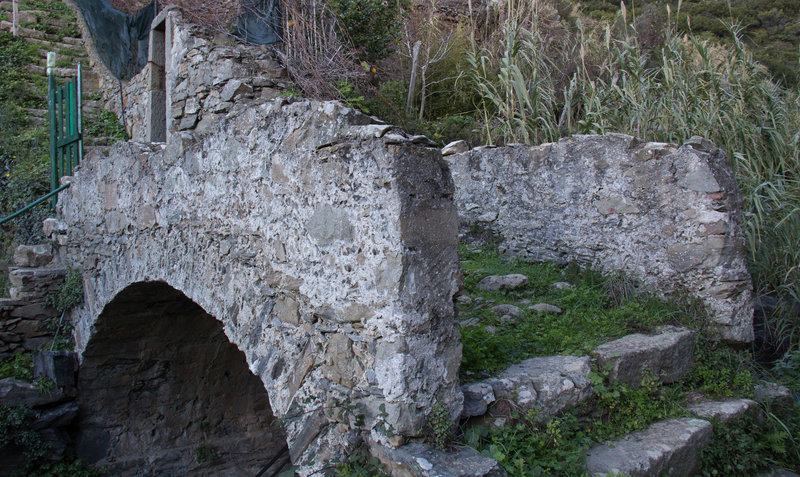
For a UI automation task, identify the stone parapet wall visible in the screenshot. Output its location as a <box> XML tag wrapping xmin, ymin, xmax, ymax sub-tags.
<box><xmin>58</xmin><ymin>97</ymin><xmax>462</xmax><ymax>472</ymax></box>
<box><xmin>445</xmin><ymin>134</ymin><xmax>753</xmax><ymax>342</ymax></box>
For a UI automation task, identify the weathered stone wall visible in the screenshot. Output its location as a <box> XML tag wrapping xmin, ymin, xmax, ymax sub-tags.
<box><xmin>445</xmin><ymin>134</ymin><xmax>753</xmax><ymax>342</ymax></box>
<box><xmin>118</xmin><ymin>8</ymin><xmax>288</xmax><ymax>142</ymax></box>
<box><xmin>57</xmin><ymin>97</ymin><xmax>462</xmax><ymax>472</ymax></box>
<box><xmin>0</xmin><ymin>246</ymin><xmax>65</xmax><ymax>356</ymax></box>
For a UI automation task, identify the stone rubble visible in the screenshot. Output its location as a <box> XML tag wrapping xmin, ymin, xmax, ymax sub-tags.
<box><xmin>468</xmin><ymin>356</ymin><xmax>592</xmax><ymax>421</ymax></box>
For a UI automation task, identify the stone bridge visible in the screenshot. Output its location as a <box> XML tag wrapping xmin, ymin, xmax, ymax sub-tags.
<box><xmin>57</xmin><ymin>98</ymin><xmax>464</xmax><ymax>474</ymax></box>
<box><xmin>47</xmin><ymin>5</ymin><xmax>753</xmax><ymax>474</ymax></box>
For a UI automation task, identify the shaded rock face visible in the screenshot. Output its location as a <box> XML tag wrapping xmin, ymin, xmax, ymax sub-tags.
<box><xmin>446</xmin><ymin>134</ymin><xmax>754</xmax><ymax>342</ymax></box>
<box><xmin>58</xmin><ymin>98</ymin><xmax>462</xmax><ymax>472</ymax></box>
<box><xmin>74</xmin><ymin>282</ymin><xmax>285</xmax><ymax>475</ymax></box>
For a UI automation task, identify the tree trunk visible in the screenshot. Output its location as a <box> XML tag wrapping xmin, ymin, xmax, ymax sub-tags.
<box><xmin>406</xmin><ymin>40</ymin><xmax>421</xmax><ymax>116</ymax></box>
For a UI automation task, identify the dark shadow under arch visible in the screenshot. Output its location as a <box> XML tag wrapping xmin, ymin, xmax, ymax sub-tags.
<box><xmin>74</xmin><ymin>281</ymin><xmax>288</xmax><ymax>475</ymax></box>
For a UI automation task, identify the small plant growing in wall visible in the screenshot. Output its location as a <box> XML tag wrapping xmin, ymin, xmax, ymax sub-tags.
<box><xmin>46</xmin><ymin>268</ymin><xmax>83</xmax><ymax>313</ymax></box>
<box><xmin>426</xmin><ymin>402</ymin><xmax>453</xmax><ymax>451</ymax></box>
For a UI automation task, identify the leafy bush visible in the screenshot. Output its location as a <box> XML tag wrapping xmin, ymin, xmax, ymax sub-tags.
<box><xmin>328</xmin><ymin>0</ymin><xmax>402</xmax><ymax>61</ymax></box>
<box><xmin>0</xmin><ymin>353</ymin><xmax>33</xmax><ymax>381</ymax></box>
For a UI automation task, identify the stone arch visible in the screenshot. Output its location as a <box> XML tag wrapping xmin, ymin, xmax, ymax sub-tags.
<box><xmin>73</xmin><ymin>281</ymin><xmax>289</xmax><ymax>475</ymax></box>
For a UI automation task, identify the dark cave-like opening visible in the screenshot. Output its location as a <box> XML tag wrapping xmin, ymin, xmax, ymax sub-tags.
<box><xmin>74</xmin><ymin>281</ymin><xmax>288</xmax><ymax>476</ymax></box>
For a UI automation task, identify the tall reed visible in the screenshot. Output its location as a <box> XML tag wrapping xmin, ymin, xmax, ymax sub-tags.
<box><xmin>467</xmin><ymin>7</ymin><xmax>800</xmax><ymax>349</ymax></box>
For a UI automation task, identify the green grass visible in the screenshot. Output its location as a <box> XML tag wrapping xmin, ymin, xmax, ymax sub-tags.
<box><xmin>456</xmin><ymin>244</ymin><xmax>800</xmax><ymax>475</ymax></box>
<box><xmin>458</xmin><ymin>245</ymin><xmax>700</xmax><ymax>380</ymax></box>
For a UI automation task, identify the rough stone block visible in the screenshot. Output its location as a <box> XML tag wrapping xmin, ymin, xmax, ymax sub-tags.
<box><xmin>481</xmin><ymin>355</ymin><xmax>591</xmax><ymax>420</ymax></box>
<box><xmin>0</xmin><ymin>377</ymin><xmax>65</xmax><ymax>408</ymax></box>
<box><xmin>686</xmin><ymin>398</ymin><xmax>757</xmax><ymax>423</ymax></box>
<box><xmin>476</xmin><ymin>274</ymin><xmax>529</xmax><ymax>292</ymax></box>
<box><xmin>369</xmin><ymin>442</ymin><xmax>507</xmax><ymax>477</ymax></box>
<box><xmin>13</xmin><ymin>244</ymin><xmax>54</xmax><ymax>267</ymax></box>
<box><xmin>34</xmin><ymin>351</ymin><xmax>78</xmax><ymax>388</ymax></box>
<box><xmin>461</xmin><ymin>382</ymin><xmax>496</xmax><ymax>418</ymax></box>
<box><xmin>585</xmin><ymin>418</ymin><xmax>713</xmax><ymax>477</ymax></box>
<box><xmin>592</xmin><ymin>326</ymin><xmax>695</xmax><ymax>387</ymax></box>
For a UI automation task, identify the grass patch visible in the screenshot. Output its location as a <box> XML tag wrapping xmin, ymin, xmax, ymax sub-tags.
<box><xmin>456</xmin><ymin>244</ymin><xmax>799</xmax><ymax>475</ymax></box>
<box><xmin>83</xmin><ymin>109</ymin><xmax>126</xmax><ymax>141</ymax></box>
<box><xmin>0</xmin><ymin>353</ymin><xmax>33</xmax><ymax>381</ymax></box>
<box><xmin>458</xmin><ymin>245</ymin><xmax>699</xmax><ymax>380</ymax></box>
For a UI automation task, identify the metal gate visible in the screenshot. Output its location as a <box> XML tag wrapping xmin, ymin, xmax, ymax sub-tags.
<box><xmin>48</xmin><ymin>52</ymin><xmax>82</xmax><ymax>206</ymax></box>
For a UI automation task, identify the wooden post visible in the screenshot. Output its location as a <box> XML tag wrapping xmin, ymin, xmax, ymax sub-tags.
<box><xmin>12</xmin><ymin>0</ymin><xmax>19</xmax><ymax>36</ymax></box>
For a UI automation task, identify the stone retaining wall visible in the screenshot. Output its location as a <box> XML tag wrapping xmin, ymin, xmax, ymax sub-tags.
<box><xmin>445</xmin><ymin>134</ymin><xmax>753</xmax><ymax>342</ymax></box>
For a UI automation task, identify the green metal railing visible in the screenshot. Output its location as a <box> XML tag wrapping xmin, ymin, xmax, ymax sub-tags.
<box><xmin>0</xmin><ymin>53</ymin><xmax>80</xmax><ymax>225</ymax></box>
<box><xmin>49</xmin><ymin>54</ymin><xmax>82</xmax><ymax>207</ymax></box>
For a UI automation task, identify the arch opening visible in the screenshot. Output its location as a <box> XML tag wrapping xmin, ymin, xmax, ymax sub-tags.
<box><xmin>74</xmin><ymin>281</ymin><xmax>288</xmax><ymax>475</ymax></box>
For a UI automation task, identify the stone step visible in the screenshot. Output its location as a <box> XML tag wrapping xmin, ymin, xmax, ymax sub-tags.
<box><xmin>0</xmin><ymin>20</ymin><xmax>61</xmax><ymax>41</ymax></box>
<box><xmin>20</xmin><ymin>35</ymin><xmax>85</xmax><ymax>52</ymax></box>
<box><xmin>686</xmin><ymin>398</ymin><xmax>758</xmax><ymax>423</ymax></box>
<box><xmin>591</xmin><ymin>326</ymin><xmax>696</xmax><ymax>388</ymax></box>
<box><xmin>461</xmin><ymin>355</ymin><xmax>592</xmax><ymax>421</ymax></box>
<box><xmin>585</xmin><ymin>418</ymin><xmax>713</xmax><ymax>477</ymax></box>
<box><xmin>369</xmin><ymin>442</ymin><xmax>507</xmax><ymax>477</ymax></box>
<box><xmin>37</xmin><ymin>48</ymin><xmax>88</xmax><ymax>60</ymax></box>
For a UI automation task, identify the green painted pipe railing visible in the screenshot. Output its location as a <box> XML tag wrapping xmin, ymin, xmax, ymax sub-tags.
<box><xmin>0</xmin><ymin>184</ymin><xmax>71</xmax><ymax>226</ymax></box>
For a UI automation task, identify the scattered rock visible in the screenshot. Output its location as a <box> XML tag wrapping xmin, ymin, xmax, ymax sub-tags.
<box><xmin>686</xmin><ymin>399</ymin><xmax>757</xmax><ymax>423</ymax></box>
<box><xmin>220</xmin><ymin>78</ymin><xmax>253</xmax><ymax>102</ymax></box>
<box><xmin>477</xmin><ymin>274</ymin><xmax>529</xmax><ymax>292</ymax></box>
<box><xmin>0</xmin><ymin>378</ymin><xmax>65</xmax><ymax>408</ymax></box>
<box><xmin>369</xmin><ymin>442</ymin><xmax>507</xmax><ymax>477</ymax></box>
<box><xmin>551</xmin><ymin>281</ymin><xmax>572</xmax><ymax>290</ymax></box>
<box><xmin>754</xmin><ymin>381</ymin><xmax>795</xmax><ymax>406</ymax></box>
<box><xmin>31</xmin><ymin>402</ymin><xmax>79</xmax><ymax>430</ymax></box>
<box><xmin>480</xmin><ymin>355</ymin><xmax>591</xmax><ymax>420</ymax></box>
<box><xmin>585</xmin><ymin>418</ymin><xmax>713</xmax><ymax>477</ymax></box>
<box><xmin>483</xmin><ymin>325</ymin><xmax>497</xmax><ymax>335</ymax></box>
<box><xmin>13</xmin><ymin>245</ymin><xmax>54</xmax><ymax>268</ymax></box>
<box><xmin>442</xmin><ymin>140</ymin><xmax>469</xmax><ymax>156</ymax></box>
<box><xmin>529</xmin><ymin>303</ymin><xmax>562</xmax><ymax>314</ymax></box>
<box><xmin>591</xmin><ymin>326</ymin><xmax>696</xmax><ymax>387</ymax></box>
<box><xmin>459</xmin><ymin>318</ymin><xmax>480</xmax><ymax>328</ymax></box>
<box><xmin>491</xmin><ymin>304</ymin><xmax>520</xmax><ymax>318</ymax></box>
<box><xmin>461</xmin><ymin>382</ymin><xmax>496</xmax><ymax>418</ymax></box>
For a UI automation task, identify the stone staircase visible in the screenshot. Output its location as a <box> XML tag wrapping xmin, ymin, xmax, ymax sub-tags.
<box><xmin>0</xmin><ymin>0</ymin><xmax>116</xmax><ymax>151</ymax></box>
<box><xmin>458</xmin><ymin>273</ymin><xmax>797</xmax><ymax>477</ymax></box>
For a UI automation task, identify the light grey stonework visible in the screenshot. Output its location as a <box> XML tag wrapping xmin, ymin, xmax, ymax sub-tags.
<box><xmin>446</xmin><ymin>134</ymin><xmax>754</xmax><ymax>342</ymax></box>
<box><xmin>686</xmin><ymin>399</ymin><xmax>757</xmax><ymax>422</ymax></box>
<box><xmin>591</xmin><ymin>326</ymin><xmax>696</xmax><ymax>387</ymax></box>
<box><xmin>470</xmin><ymin>355</ymin><xmax>592</xmax><ymax>420</ymax></box>
<box><xmin>57</xmin><ymin>98</ymin><xmax>463</xmax><ymax>474</ymax></box>
<box><xmin>585</xmin><ymin>418</ymin><xmax>713</xmax><ymax>477</ymax></box>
